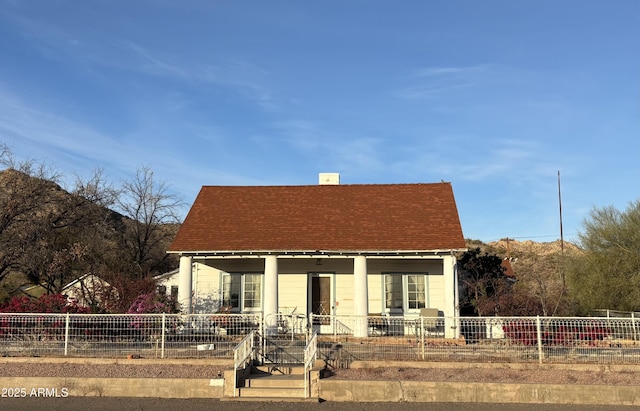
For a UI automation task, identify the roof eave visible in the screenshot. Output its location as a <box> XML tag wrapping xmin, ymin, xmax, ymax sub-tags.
<box><xmin>167</xmin><ymin>248</ymin><xmax>468</xmax><ymax>257</ymax></box>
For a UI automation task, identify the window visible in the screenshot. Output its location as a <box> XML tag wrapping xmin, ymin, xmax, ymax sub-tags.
<box><xmin>406</xmin><ymin>275</ymin><xmax>426</xmax><ymax>309</ymax></box>
<box><xmin>385</xmin><ymin>275</ymin><xmax>403</xmax><ymax>309</ymax></box>
<box><xmin>222</xmin><ymin>274</ymin><xmax>240</xmax><ymax>309</ymax></box>
<box><xmin>222</xmin><ymin>273</ymin><xmax>262</xmax><ymax>312</ymax></box>
<box><xmin>243</xmin><ymin>274</ymin><xmax>262</xmax><ymax>309</ymax></box>
<box><xmin>384</xmin><ymin>273</ymin><xmax>427</xmax><ymax>313</ymax></box>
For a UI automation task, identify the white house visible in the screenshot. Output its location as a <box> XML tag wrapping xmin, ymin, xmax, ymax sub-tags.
<box><xmin>167</xmin><ymin>174</ymin><xmax>467</xmax><ymax>337</ymax></box>
<box><xmin>154</xmin><ymin>263</ymin><xmax>222</xmax><ymax>313</ymax></box>
<box><xmin>63</xmin><ymin>274</ymin><xmax>112</xmax><ymax>308</ymax></box>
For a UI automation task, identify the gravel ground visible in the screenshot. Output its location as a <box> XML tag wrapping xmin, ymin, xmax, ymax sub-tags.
<box><xmin>1</xmin><ymin>362</ymin><xmax>639</xmax><ymax>385</ymax></box>
<box><xmin>328</xmin><ymin>367</ymin><xmax>640</xmax><ymax>385</ymax></box>
<box><xmin>0</xmin><ymin>363</ymin><xmax>228</xmax><ymax>379</ymax></box>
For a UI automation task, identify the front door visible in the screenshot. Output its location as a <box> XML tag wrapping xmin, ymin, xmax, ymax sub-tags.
<box><xmin>310</xmin><ymin>273</ymin><xmax>333</xmax><ymax>332</ymax></box>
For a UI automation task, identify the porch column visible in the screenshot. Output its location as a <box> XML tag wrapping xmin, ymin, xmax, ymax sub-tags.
<box><xmin>443</xmin><ymin>254</ymin><xmax>458</xmax><ymax>338</ymax></box>
<box><xmin>178</xmin><ymin>256</ymin><xmax>193</xmax><ymax>314</ymax></box>
<box><xmin>353</xmin><ymin>255</ymin><xmax>368</xmax><ymax>337</ymax></box>
<box><xmin>264</xmin><ymin>255</ymin><xmax>278</xmax><ymax>335</ymax></box>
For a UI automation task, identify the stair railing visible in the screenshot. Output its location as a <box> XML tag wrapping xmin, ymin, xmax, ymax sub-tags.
<box><xmin>232</xmin><ymin>330</ymin><xmax>255</xmax><ymax>397</ymax></box>
<box><xmin>303</xmin><ymin>331</ymin><xmax>318</xmax><ymax>399</ymax></box>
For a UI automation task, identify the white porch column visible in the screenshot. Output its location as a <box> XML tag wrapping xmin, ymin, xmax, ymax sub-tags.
<box><xmin>264</xmin><ymin>255</ymin><xmax>278</xmax><ymax>335</ymax></box>
<box><xmin>178</xmin><ymin>256</ymin><xmax>193</xmax><ymax>314</ymax></box>
<box><xmin>443</xmin><ymin>254</ymin><xmax>458</xmax><ymax>338</ymax></box>
<box><xmin>353</xmin><ymin>255</ymin><xmax>368</xmax><ymax>337</ymax></box>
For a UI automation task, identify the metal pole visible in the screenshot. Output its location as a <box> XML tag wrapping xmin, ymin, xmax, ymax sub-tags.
<box><xmin>420</xmin><ymin>317</ymin><xmax>425</xmax><ymax>360</ymax></box>
<box><xmin>536</xmin><ymin>316</ymin><xmax>543</xmax><ymax>364</ymax></box>
<box><xmin>161</xmin><ymin>313</ymin><xmax>166</xmax><ymax>359</ymax></box>
<box><xmin>64</xmin><ymin>313</ymin><xmax>70</xmax><ymax>356</ymax></box>
<box><xmin>558</xmin><ymin>171</ymin><xmax>566</xmax><ymax>289</ymax></box>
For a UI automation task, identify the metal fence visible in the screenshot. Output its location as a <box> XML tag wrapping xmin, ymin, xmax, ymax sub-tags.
<box><xmin>0</xmin><ymin>313</ymin><xmax>261</xmax><ymax>359</ymax></box>
<box><xmin>311</xmin><ymin>315</ymin><xmax>640</xmax><ymax>366</ymax></box>
<box><xmin>1</xmin><ymin>312</ymin><xmax>639</xmax><ymax>365</ymax></box>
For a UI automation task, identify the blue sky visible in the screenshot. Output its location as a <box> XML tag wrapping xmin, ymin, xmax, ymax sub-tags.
<box><xmin>0</xmin><ymin>0</ymin><xmax>638</xmax><ymax>243</ymax></box>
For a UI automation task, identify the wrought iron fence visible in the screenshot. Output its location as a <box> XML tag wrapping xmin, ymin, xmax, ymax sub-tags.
<box><xmin>1</xmin><ymin>312</ymin><xmax>639</xmax><ymax>365</ymax></box>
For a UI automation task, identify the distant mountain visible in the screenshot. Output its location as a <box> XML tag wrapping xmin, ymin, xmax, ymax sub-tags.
<box><xmin>465</xmin><ymin>238</ymin><xmax>581</xmax><ymax>259</ymax></box>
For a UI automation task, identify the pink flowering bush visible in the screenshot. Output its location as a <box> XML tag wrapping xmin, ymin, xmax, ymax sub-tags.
<box><xmin>126</xmin><ymin>293</ymin><xmax>181</xmax><ymax>338</ymax></box>
<box><xmin>0</xmin><ymin>294</ymin><xmax>90</xmax><ymax>341</ymax></box>
<box><xmin>127</xmin><ymin>293</ymin><xmax>180</xmax><ymax>314</ymax></box>
<box><xmin>0</xmin><ymin>294</ymin><xmax>90</xmax><ymax>313</ymax></box>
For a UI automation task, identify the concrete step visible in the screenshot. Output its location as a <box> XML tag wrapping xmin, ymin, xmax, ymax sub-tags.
<box><xmin>245</xmin><ymin>373</ymin><xmax>305</xmax><ymax>388</ymax></box>
<box><xmin>221</xmin><ymin>396</ymin><xmax>319</xmax><ymax>403</ymax></box>
<box><xmin>237</xmin><ymin>386</ymin><xmax>307</xmax><ymax>398</ymax></box>
<box><xmin>252</xmin><ymin>364</ymin><xmax>306</xmax><ymax>375</ymax></box>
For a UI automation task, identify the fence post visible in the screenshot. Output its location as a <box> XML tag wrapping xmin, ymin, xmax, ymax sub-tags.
<box><xmin>632</xmin><ymin>313</ymin><xmax>638</xmax><ymax>342</ymax></box>
<box><xmin>161</xmin><ymin>313</ymin><xmax>166</xmax><ymax>359</ymax></box>
<box><xmin>536</xmin><ymin>316</ymin><xmax>543</xmax><ymax>364</ymax></box>
<box><xmin>420</xmin><ymin>317</ymin><xmax>425</xmax><ymax>360</ymax></box>
<box><xmin>64</xmin><ymin>313</ymin><xmax>70</xmax><ymax>356</ymax></box>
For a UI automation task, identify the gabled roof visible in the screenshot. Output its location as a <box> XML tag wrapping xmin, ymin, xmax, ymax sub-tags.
<box><xmin>169</xmin><ymin>182</ymin><xmax>466</xmax><ymax>254</ymax></box>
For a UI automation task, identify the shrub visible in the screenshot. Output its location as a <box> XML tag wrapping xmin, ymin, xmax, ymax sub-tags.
<box><xmin>127</xmin><ymin>293</ymin><xmax>180</xmax><ymax>314</ymax></box>
<box><xmin>0</xmin><ymin>294</ymin><xmax>90</xmax><ymax>313</ymax></box>
<box><xmin>502</xmin><ymin>319</ymin><xmax>611</xmax><ymax>346</ymax></box>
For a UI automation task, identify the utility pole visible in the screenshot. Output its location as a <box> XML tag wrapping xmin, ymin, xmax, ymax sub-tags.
<box><xmin>558</xmin><ymin>170</ymin><xmax>564</xmax><ymax>254</ymax></box>
<box><xmin>558</xmin><ymin>170</ymin><xmax>566</xmax><ymax>289</ymax></box>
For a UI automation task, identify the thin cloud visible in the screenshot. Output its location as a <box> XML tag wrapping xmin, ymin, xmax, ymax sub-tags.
<box><xmin>271</xmin><ymin>120</ymin><xmax>384</xmax><ymax>173</ymax></box>
<box><xmin>411</xmin><ymin>65</ymin><xmax>490</xmax><ymax>78</ymax></box>
<box><xmin>0</xmin><ymin>86</ymin><xmax>255</xmax><ymax>213</ymax></box>
<box><xmin>119</xmin><ymin>40</ymin><xmax>190</xmax><ymax>79</ymax></box>
<box><xmin>395</xmin><ymin>64</ymin><xmax>491</xmax><ymax>100</ymax></box>
<box><xmin>3</xmin><ymin>10</ymin><xmax>281</xmax><ymax>113</ymax></box>
<box><xmin>396</xmin><ymin>82</ymin><xmax>475</xmax><ymax>99</ymax></box>
<box><xmin>0</xmin><ymin>87</ymin><xmax>127</xmax><ymax>171</ymax></box>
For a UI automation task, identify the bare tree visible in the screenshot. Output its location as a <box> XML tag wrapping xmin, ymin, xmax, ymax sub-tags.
<box><xmin>511</xmin><ymin>252</ymin><xmax>569</xmax><ymax>316</ymax></box>
<box><xmin>116</xmin><ymin>166</ymin><xmax>182</xmax><ymax>278</ymax></box>
<box><xmin>0</xmin><ymin>144</ymin><xmax>61</xmax><ymax>285</ymax></box>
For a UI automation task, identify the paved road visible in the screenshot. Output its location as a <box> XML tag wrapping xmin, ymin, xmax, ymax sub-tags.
<box><xmin>0</xmin><ymin>398</ymin><xmax>637</xmax><ymax>411</ymax></box>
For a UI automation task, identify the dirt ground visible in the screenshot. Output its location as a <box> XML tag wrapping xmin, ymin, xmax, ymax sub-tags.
<box><xmin>1</xmin><ymin>361</ymin><xmax>638</xmax><ymax>386</ymax></box>
<box><xmin>327</xmin><ymin>366</ymin><xmax>640</xmax><ymax>385</ymax></box>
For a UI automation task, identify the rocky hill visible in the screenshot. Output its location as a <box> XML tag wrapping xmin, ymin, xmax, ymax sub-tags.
<box><xmin>464</xmin><ymin>238</ymin><xmax>582</xmax><ymax>263</ymax></box>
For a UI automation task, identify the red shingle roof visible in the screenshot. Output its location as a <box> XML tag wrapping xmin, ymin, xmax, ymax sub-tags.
<box><xmin>169</xmin><ymin>182</ymin><xmax>466</xmax><ymax>253</ymax></box>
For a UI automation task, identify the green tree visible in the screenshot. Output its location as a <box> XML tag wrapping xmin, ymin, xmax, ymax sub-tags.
<box><xmin>566</xmin><ymin>200</ymin><xmax>640</xmax><ymax>314</ymax></box>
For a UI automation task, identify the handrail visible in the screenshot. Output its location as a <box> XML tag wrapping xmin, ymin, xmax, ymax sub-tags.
<box><xmin>232</xmin><ymin>330</ymin><xmax>255</xmax><ymax>397</ymax></box>
<box><xmin>303</xmin><ymin>331</ymin><xmax>318</xmax><ymax>399</ymax></box>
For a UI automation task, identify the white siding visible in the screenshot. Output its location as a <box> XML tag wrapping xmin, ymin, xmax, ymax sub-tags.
<box><xmin>157</xmin><ymin>262</ymin><xmax>222</xmax><ymax>313</ymax></box>
<box><xmin>334</xmin><ymin>274</ymin><xmax>354</xmax><ymax>315</ymax></box>
<box><xmin>278</xmin><ymin>274</ymin><xmax>307</xmax><ymax>313</ymax></box>
<box><xmin>367</xmin><ymin>274</ymin><xmax>384</xmax><ymax>314</ymax></box>
<box><xmin>427</xmin><ymin>275</ymin><xmax>445</xmax><ymax>311</ymax></box>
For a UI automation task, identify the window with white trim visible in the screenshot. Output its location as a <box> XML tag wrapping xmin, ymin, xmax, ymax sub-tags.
<box><xmin>384</xmin><ymin>273</ymin><xmax>427</xmax><ymax>313</ymax></box>
<box><xmin>222</xmin><ymin>273</ymin><xmax>262</xmax><ymax>312</ymax></box>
